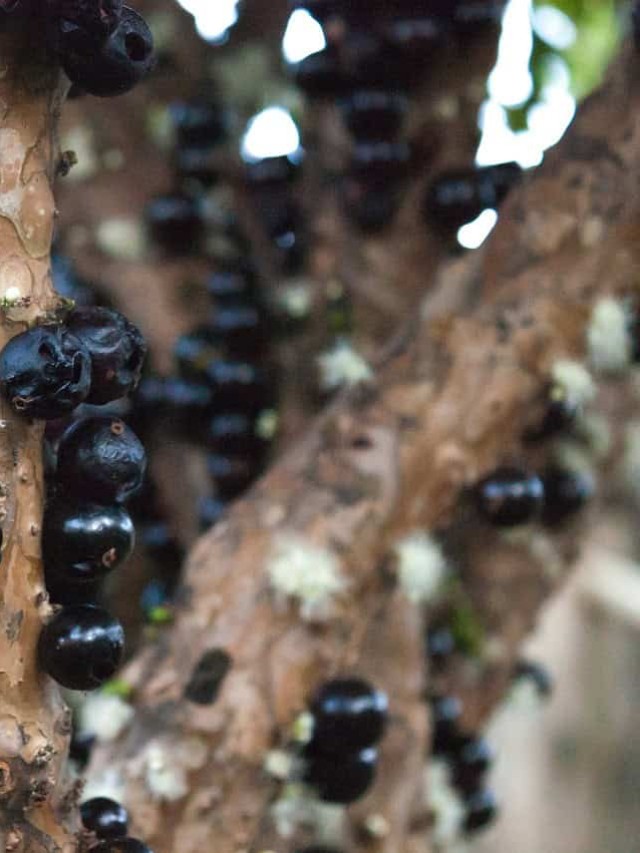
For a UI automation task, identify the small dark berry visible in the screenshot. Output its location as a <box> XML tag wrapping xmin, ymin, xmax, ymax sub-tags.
<box><xmin>351</xmin><ymin>141</ymin><xmax>410</xmax><ymax>182</ymax></box>
<box><xmin>245</xmin><ymin>153</ymin><xmax>302</xmax><ymax>187</ymax></box>
<box><xmin>66</xmin><ymin>307</ymin><xmax>146</xmax><ymax>404</ymax></box>
<box><xmin>463</xmin><ymin>788</ymin><xmax>499</xmax><ymax>834</ymax></box>
<box><xmin>344</xmin><ymin>30</ymin><xmax>391</xmax><ymax>88</ymax></box>
<box><xmin>0</xmin><ymin>325</ymin><xmax>91</xmax><ymax>419</ymax></box>
<box><xmin>423</xmin><ymin>169</ymin><xmax>494</xmax><ymax>234</ymax></box>
<box><xmin>209</xmin><ymin>304</ymin><xmax>266</xmax><ymax>358</ymax></box>
<box><xmin>198</xmin><ymin>496</ymin><xmax>226</xmax><ymax>532</ymax></box>
<box><xmin>173</xmin><ymin>329</ymin><xmax>220</xmax><ymax>379</ymax></box>
<box><xmin>513</xmin><ymin>659</ymin><xmax>553</xmax><ymax>698</ymax></box>
<box><xmin>206</xmin><ymin>361</ymin><xmax>273</xmax><ymax>414</ymax></box>
<box><xmin>138</xmin><ymin>522</ymin><xmax>183</xmax><ymax>573</ymax></box>
<box><xmin>69</xmin><ymin>729</ymin><xmax>95</xmax><ymax>768</ymax></box>
<box><xmin>540</xmin><ymin>466</ymin><xmax>593</xmax><ymax>527</ymax></box>
<box><xmin>146</xmin><ymin>192</ymin><xmax>203</xmax><ymax>255</ymax></box>
<box><xmin>342</xmin><ymin>178</ymin><xmax>400</xmax><ymax>233</ymax></box>
<box><xmin>484</xmin><ymin>161</ymin><xmax>522</xmax><ymax>204</ymax></box>
<box><xmin>293</xmin><ymin>49</ymin><xmax>350</xmax><ymax>98</ymax></box>
<box><xmin>523</xmin><ymin>385</ymin><xmax>578</xmax><ymax>442</ymax></box>
<box><xmin>208</xmin><ymin>413</ymin><xmax>266</xmax><ymax>458</ymax></box>
<box><xmin>52</xmin><ymin>253</ymin><xmax>97</xmax><ymax>306</ymax></box>
<box><xmin>430</xmin><ymin>695</ymin><xmax>464</xmax><ymax>756</ymax></box>
<box><xmin>382</xmin><ymin>18</ymin><xmax>443</xmax><ymax>84</ymax></box>
<box><xmin>59</xmin><ymin>6</ymin><xmax>154</xmax><ymax>98</ymax></box>
<box><xmin>451</xmin><ymin>737</ymin><xmax>494</xmax><ymax>795</ymax></box>
<box><xmin>340</xmin><ymin>90</ymin><xmax>408</xmax><ymax>141</ymax></box>
<box><xmin>474</xmin><ymin>467</ymin><xmax>544</xmax><ymax>527</ymax></box>
<box><xmin>304</xmin><ymin>744</ymin><xmax>378</xmax><ymax>804</ymax></box>
<box><xmin>208</xmin><ymin>453</ymin><xmax>259</xmax><ymax>501</ymax></box>
<box><xmin>207</xmin><ymin>268</ymin><xmax>258</xmax><ymax>305</ymax></box>
<box><xmin>90</xmin><ymin>839</ymin><xmax>153</xmax><ymax>853</ymax></box>
<box><xmin>38</xmin><ymin>604</ymin><xmax>124</xmax><ymax>690</ymax></box>
<box><xmin>81</xmin><ymin>797</ymin><xmax>129</xmax><ymax>839</ymax></box>
<box><xmin>169</xmin><ymin>99</ymin><xmax>230</xmax><ymax>148</ymax></box>
<box><xmin>56</xmin><ymin>417</ymin><xmax>146</xmax><ymax>504</ymax></box>
<box><xmin>175</xmin><ymin>146</ymin><xmax>221</xmax><ymax>189</ymax></box>
<box><xmin>310</xmin><ymin>678</ymin><xmax>388</xmax><ymax>752</ymax></box>
<box><xmin>426</xmin><ymin>626</ymin><xmax>456</xmax><ymax>672</ymax></box>
<box><xmin>43</xmin><ymin>501</ymin><xmax>135</xmax><ymax>584</ymax></box>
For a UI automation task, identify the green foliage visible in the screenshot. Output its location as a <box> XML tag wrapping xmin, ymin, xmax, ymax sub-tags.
<box><xmin>450</xmin><ymin>597</ymin><xmax>486</xmax><ymax>658</ymax></box>
<box><xmin>506</xmin><ymin>0</ymin><xmax>621</xmax><ymax>132</ymax></box>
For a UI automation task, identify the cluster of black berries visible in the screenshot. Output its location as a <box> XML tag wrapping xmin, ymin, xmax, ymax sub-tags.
<box><xmin>289</xmin><ymin>1</ymin><xmax>508</xmax><ymax>233</ymax></box>
<box><xmin>301</xmin><ymin>678</ymin><xmax>388</xmax><ymax>804</ymax></box>
<box><xmin>0</xmin><ymin>303</ymin><xmax>146</xmax><ymax>691</ymax></box>
<box><xmin>44</xmin><ymin>0</ymin><xmax>155</xmax><ymax>98</ymax></box>
<box><xmin>429</xmin><ymin>694</ymin><xmax>498</xmax><ymax>834</ymax></box>
<box><xmin>81</xmin><ymin>796</ymin><xmax>152</xmax><ymax>853</ymax></box>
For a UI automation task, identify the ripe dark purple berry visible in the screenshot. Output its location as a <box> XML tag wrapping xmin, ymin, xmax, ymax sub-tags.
<box><xmin>169</xmin><ymin>99</ymin><xmax>230</xmax><ymax>148</ymax></box>
<box><xmin>474</xmin><ymin>467</ymin><xmax>544</xmax><ymax>527</ymax></box>
<box><xmin>207</xmin><ymin>453</ymin><xmax>259</xmax><ymax>501</ymax></box>
<box><xmin>293</xmin><ymin>49</ymin><xmax>350</xmax><ymax>98</ymax></box>
<box><xmin>430</xmin><ymin>695</ymin><xmax>464</xmax><ymax>756</ymax></box>
<box><xmin>451</xmin><ymin>737</ymin><xmax>494</xmax><ymax>795</ymax></box>
<box><xmin>342</xmin><ymin>178</ymin><xmax>400</xmax><ymax>233</ymax></box>
<box><xmin>175</xmin><ymin>146</ymin><xmax>221</xmax><ymax>189</ymax></box>
<box><xmin>209</xmin><ymin>304</ymin><xmax>266</xmax><ymax>358</ymax></box>
<box><xmin>513</xmin><ymin>659</ymin><xmax>553</xmax><ymax>698</ymax></box>
<box><xmin>56</xmin><ymin>417</ymin><xmax>146</xmax><ymax>504</ymax></box>
<box><xmin>90</xmin><ymin>839</ymin><xmax>153</xmax><ymax>853</ymax></box>
<box><xmin>245</xmin><ymin>154</ymin><xmax>301</xmax><ymax>187</ymax></box>
<box><xmin>524</xmin><ymin>385</ymin><xmax>578</xmax><ymax>442</ymax></box>
<box><xmin>463</xmin><ymin>788</ymin><xmax>499</xmax><ymax>833</ymax></box>
<box><xmin>45</xmin><ymin>0</ymin><xmax>123</xmax><ymax>47</ymax></box>
<box><xmin>58</xmin><ymin>6</ymin><xmax>154</xmax><ymax>98</ymax></box>
<box><xmin>208</xmin><ymin>413</ymin><xmax>266</xmax><ymax>458</ymax></box>
<box><xmin>426</xmin><ymin>626</ymin><xmax>456</xmax><ymax>672</ymax></box>
<box><xmin>81</xmin><ymin>797</ymin><xmax>129</xmax><ymax>839</ymax></box>
<box><xmin>138</xmin><ymin>522</ymin><xmax>183</xmax><ymax>573</ymax></box>
<box><xmin>303</xmin><ymin>744</ymin><xmax>378</xmax><ymax>804</ymax></box>
<box><xmin>309</xmin><ymin>678</ymin><xmax>388</xmax><ymax>752</ymax></box>
<box><xmin>66</xmin><ymin>307</ymin><xmax>146</xmax><ymax>404</ymax></box>
<box><xmin>38</xmin><ymin>604</ymin><xmax>124</xmax><ymax>690</ymax></box>
<box><xmin>540</xmin><ymin>466</ymin><xmax>593</xmax><ymax>526</ymax></box>
<box><xmin>69</xmin><ymin>729</ymin><xmax>96</xmax><ymax>768</ymax></box>
<box><xmin>43</xmin><ymin>501</ymin><xmax>135</xmax><ymax>583</ymax></box>
<box><xmin>0</xmin><ymin>325</ymin><xmax>91</xmax><ymax>419</ymax></box>
<box><xmin>207</xmin><ymin>269</ymin><xmax>258</xmax><ymax>305</ymax></box>
<box><xmin>206</xmin><ymin>360</ymin><xmax>273</xmax><ymax>414</ymax></box>
<box><xmin>340</xmin><ymin>90</ymin><xmax>408</xmax><ymax>141</ymax></box>
<box><xmin>351</xmin><ymin>141</ymin><xmax>410</xmax><ymax>182</ymax></box>
<box><xmin>145</xmin><ymin>192</ymin><xmax>203</xmax><ymax>254</ymax></box>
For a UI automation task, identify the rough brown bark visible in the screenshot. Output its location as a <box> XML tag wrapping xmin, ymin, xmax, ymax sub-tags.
<box><xmin>84</xmin><ymin>39</ymin><xmax>640</xmax><ymax>853</ymax></box>
<box><xmin>0</xmin><ymin>16</ymin><xmax>78</xmax><ymax>853</ymax></box>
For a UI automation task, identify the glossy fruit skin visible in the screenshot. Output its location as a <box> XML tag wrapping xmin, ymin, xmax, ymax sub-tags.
<box><xmin>513</xmin><ymin>659</ymin><xmax>553</xmax><ymax>698</ymax></box>
<box><xmin>59</xmin><ymin>7</ymin><xmax>154</xmax><ymax>98</ymax></box>
<box><xmin>43</xmin><ymin>501</ymin><xmax>135</xmax><ymax>583</ymax></box>
<box><xmin>451</xmin><ymin>737</ymin><xmax>494</xmax><ymax>795</ymax></box>
<box><xmin>146</xmin><ymin>192</ymin><xmax>203</xmax><ymax>254</ymax></box>
<box><xmin>309</xmin><ymin>678</ymin><xmax>388</xmax><ymax>752</ymax></box>
<box><xmin>475</xmin><ymin>467</ymin><xmax>544</xmax><ymax>527</ymax></box>
<box><xmin>245</xmin><ymin>154</ymin><xmax>301</xmax><ymax>187</ymax></box>
<box><xmin>69</xmin><ymin>729</ymin><xmax>96</xmax><ymax>768</ymax></box>
<box><xmin>303</xmin><ymin>744</ymin><xmax>378</xmax><ymax>804</ymax></box>
<box><xmin>207</xmin><ymin>454</ymin><xmax>259</xmax><ymax>501</ymax></box>
<box><xmin>38</xmin><ymin>604</ymin><xmax>125</xmax><ymax>691</ymax></box>
<box><xmin>540</xmin><ymin>466</ymin><xmax>593</xmax><ymax>527</ymax></box>
<box><xmin>56</xmin><ymin>417</ymin><xmax>146</xmax><ymax>503</ymax></box>
<box><xmin>0</xmin><ymin>325</ymin><xmax>91</xmax><ymax>419</ymax></box>
<box><xmin>463</xmin><ymin>788</ymin><xmax>499</xmax><ymax>834</ymax></box>
<box><xmin>66</xmin><ymin>307</ymin><xmax>146</xmax><ymax>404</ymax></box>
<box><xmin>293</xmin><ymin>50</ymin><xmax>350</xmax><ymax>98</ymax></box>
<box><xmin>45</xmin><ymin>0</ymin><xmax>123</xmax><ymax>46</ymax></box>
<box><xmin>52</xmin><ymin>253</ymin><xmax>97</xmax><ymax>306</ymax></box>
<box><xmin>206</xmin><ymin>361</ymin><xmax>273</xmax><ymax>414</ymax></box>
<box><xmin>207</xmin><ymin>413</ymin><xmax>266</xmax><ymax>458</ymax></box>
<box><xmin>210</xmin><ymin>304</ymin><xmax>266</xmax><ymax>358</ymax></box>
<box><xmin>207</xmin><ymin>269</ymin><xmax>258</xmax><ymax>305</ymax></box>
<box><xmin>426</xmin><ymin>626</ymin><xmax>456</xmax><ymax>672</ymax></box>
<box><xmin>341</xmin><ymin>90</ymin><xmax>408</xmax><ymax>141</ymax></box>
<box><xmin>351</xmin><ymin>141</ymin><xmax>410</xmax><ymax>181</ymax></box>
<box><xmin>81</xmin><ymin>797</ymin><xmax>129</xmax><ymax>839</ymax></box>
<box><xmin>90</xmin><ymin>839</ymin><xmax>153</xmax><ymax>853</ymax></box>
<box><xmin>430</xmin><ymin>695</ymin><xmax>464</xmax><ymax>756</ymax></box>
<box><xmin>169</xmin><ymin>99</ymin><xmax>230</xmax><ymax>148</ymax></box>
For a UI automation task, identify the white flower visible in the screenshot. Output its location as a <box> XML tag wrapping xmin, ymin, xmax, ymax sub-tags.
<box><xmin>551</xmin><ymin>360</ymin><xmax>595</xmax><ymax>407</ymax></box>
<box><xmin>587</xmin><ymin>298</ymin><xmax>632</xmax><ymax>374</ymax></box>
<box><xmin>78</xmin><ymin>694</ymin><xmax>134</xmax><ymax>743</ymax></box>
<box><xmin>395</xmin><ymin>533</ymin><xmax>448</xmax><ymax>604</ymax></box>
<box><xmin>267</xmin><ymin>535</ymin><xmax>346</xmax><ymax>620</ymax></box>
<box><xmin>317</xmin><ymin>342</ymin><xmax>373</xmax><ymax>391</ymax></box>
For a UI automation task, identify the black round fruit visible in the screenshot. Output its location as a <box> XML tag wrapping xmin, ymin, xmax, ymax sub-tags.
<box><xmin>540</xmin><ymin>466</ymin><xmax>593</xmax><ymax>526</ymax></box>
<box><xmin>56</xmin><ymin>416</ymin><xmax>146</xmax><ymax>504</ymax></box>
<box><xmin>146</xmin><ymin>192</ymin><xmax>203</xmax><ymax>255</ymax></box>
<box><xmin>340</xmin><ymin>90</ymin><xmax>408</xmax><ymax>141</ymax></box>
<box><xmin>45</xmin><ymin>0</ymin><xmax>123</xmax><ymax>47</ymax></box>
<box><xmin>463</xmin><ymin>788</ymin><xmax>499</xmax><ymax>834</ymax></box>
<box><xmin>426</xmin><ymin>626</ymin><xmax>456</xmax><ymax>672</ymax></box>
<box><xmin>303</xmin><ymin>744</ymin><xmax>378</xmax><ymax>804</ymax></box>
<box><xmin>513</xmin><ymin>659</ymin><xmax>553</xmax><ymax>698</ymax></box>
<box><xmin>451</xmin><ymin>737</ymin><xmax>494</xmax><ymax>795</ymax></box>
<box><xmin>81</xmin><ymin>797</ymin><xmax>129</xmax><ymax>839</ymax></box>
<box><xmin>59</xmin><ymin>6</ymin><xmax>154</xmax><ymax>98</ymax></box>
<box><xmin>309</xmin><ymin>677</ymin><xmax>388</xmax><ymax>752</ymax></box>
<box><xmin>474</xmin><ymin>467</ymin><xmax>544</xmax><ymax>527</ymax></box>
<box><xmin>206</xmin><ymin>360</ymin><xmax>273</xmax><ymax>414</ymax></box>
<box><xmin>0</xmin><ymin>325</ymin><xmax>91</xmax><ymax>419</ymax></box>
<box><xmin>209</xmin><ymin>304</ymin><xmax>266</xmax><ymax>358</ymax></box>
<box><xmin>43</xmin><ymin>500</ymin><xmax>135</xmax><ymax>583</ymax></box>
<box><xmin>90</xmin><ymin>839</ymin><xmax>153</xmax><ymax>853</ymax></box>
<box><xmin>38</xmin><ymin>604</ymin><xmax>124</xmax><ymax>690</ymax></box>
<box><xmin>66</xmin><ymin>307</ymin><xmax>146</xmax><ymax>404</ymax></box>
<box><xmin>169</xmin><ymin>98</ymin><xmax>230</xmax><ymax>148</ymax></box>
<box><xmin>69</xmin><ymin>729</ymin><xmax>96</xmax><ymax>768</ymax></box>
<box><xmin>207</xmin><ymin>269</ymin><xmax>258</xmax><ymax>305</ymax></box>
<box><xmin>207</xmin><ymin>453</ymin><xmax>259</xmax><ymax>501</ymax></box>
<box><xmin>293</xmin><ymin>49</ymin><xmax>350</xmax><ymax>99</ymax></box>
<box><xmin>430</xmin><ymin>694</ymin><xmax>464</xmax><ymax>756</ymax></box>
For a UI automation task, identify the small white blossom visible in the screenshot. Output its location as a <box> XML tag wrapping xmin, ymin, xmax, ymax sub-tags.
<box><xmin>426</xmin><ymin>760</ymin><xmax>465</xmax><ymax>846</ymax></box>
<box><xmin>395</xmin><ymin>533</ymin><xmax>448</xmax><ymax>604</ymax></box>
<box><xmin>267</xmin><ymin>535</ymin><xmax>346</xmax><ymax>620</ymax></box>
<box><xmin>81</xmin><ymin>768</ymin><xmax>126</xmax><ymax>804</ymax></box>
<box><xmin>551</xmin><ymin>360</ymin><xmax>595</xmax><ymax>407</ymax></box>
<box><xmin>317</xmin><ymin>342</ymin><xmax>373</xmax><ymax>392</ymax></box>
<box><xmin>143</xmin><ymin>742</ymin><xmax>188</xmax><ymax>802</ymax></box>
<box><xmin>96</xmin><ymin>218</ymin><xmax>146</xmax><ymax>261</ymax></box>
<box><xmin>78</xmin><ymin>694</ymin><xmax>134</xmax><ymax>743</ymax></box>
<box><xmin>587</xmin><ymin>298</ymin><xmax>632</xmax><ymax>374</ymax></box>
